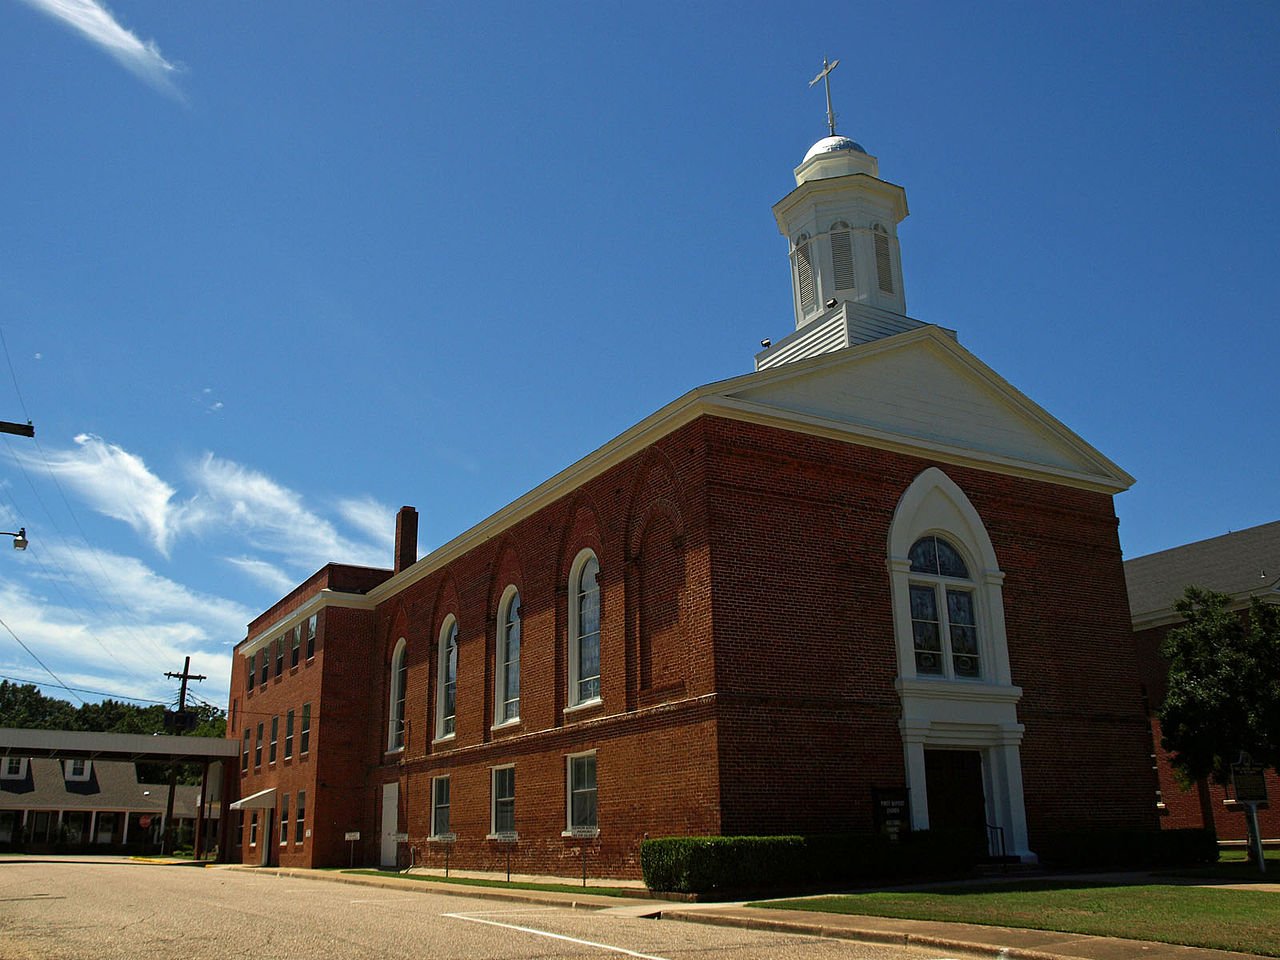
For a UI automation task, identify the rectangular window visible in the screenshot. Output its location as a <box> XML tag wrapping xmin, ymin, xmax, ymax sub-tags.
<box><xmin>431</xmin><ymin>777</ymin><xmax>450</xmax><ymax>837</ymax></box>
<box><xmin>254</xmin><ymin>723</ymin><xmax>263</xmax><ymax>769</ymax></box>
<box><xmin>230</xmin><ymin>698</ymin><xmax>238</xmax><ymax>733</ymax></box>
<box><xmin>491</xmin><ymin>766</ymin><xmax>515</xmax><ymax>835</ymax></box>
<box><xmin>246</xmin><ymin>656</ymin><xmax>254</xmax><ymax>693</ymax></box>
<box><xmin>284</xmin><ymin>709</ymin><xmax>295</xmax><ymax>759</ymax></box>
<box><xmin>259</xmin><ymin>650</ymin><xmax>268</xmax><ymax>688</ymax></box>
<box><xmin>269</xmin><ymin>716</ymin><xmax>279</xmax><ymax>764</ymax></box>
<box><xmin>1</xmin><ymin>757</ymin><xmax>26</xmax><ymax>779</ymax></box>
<box><xmin>306</xmin><ymin>614</ymin><xmax>317</xmax><ymax>660</ymax></box>
<box><xmin>241</xmin><ymin>731</ymin><xmax>250</xmax><ymax>773</ymax></box>
<box><xmin>280</xmin><ymin>794</ymin><xmax>289</xmax><ymax>845</ymax></box>
<box><xmin>567</xmin><ymin>753</ymin><xmax>598</xmax><ymax>832</ymax></box>
<box><xmin>274</xmin><ymin>637</ymin><xmax>284</xmax><ymax>678</ymax></box>
<box><xmin>290</xmin><ymin>625</ymin><xmax>301</xmax><ymax>668</ymax></box>
<box><xmin>249</xmin><ymin>811</ymin><xmax>258</xmax><ymax>846</ymax></box>
<box><xmin>300</xmin><ymin>703</ymin><xmax>311</xmax><ymax>754</ymax></box>
<box><xmin>295</xmin><ymin>790</ymin><xmax>305</xmax><ymax>844</ymax></box>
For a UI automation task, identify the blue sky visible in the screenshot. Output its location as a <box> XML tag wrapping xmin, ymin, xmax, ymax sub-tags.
<box><xmin>1</xmin><ymin>1</ymin><xmax>1276</xmax><ymax>708</ymax></box>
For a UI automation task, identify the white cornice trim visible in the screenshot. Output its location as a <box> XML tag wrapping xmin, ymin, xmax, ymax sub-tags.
<box><xmin>239</xmin><ymin>589</ymin><xmax>377</xmax><ymax>657</ymax></box>
<box><xmin>369</xmin><ymin>327</ymin><xmax>1130</xmax><ymax>602</ymax></box>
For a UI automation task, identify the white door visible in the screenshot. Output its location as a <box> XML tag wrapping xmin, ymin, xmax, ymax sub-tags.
<box><xmin>380</xmin><ymin>782</ymin><xmax>399</xmax><ymax>868</ymax></box>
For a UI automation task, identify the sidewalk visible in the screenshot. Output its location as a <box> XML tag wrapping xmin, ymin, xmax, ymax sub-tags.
<box><xmin>222</xmin><ymin>862</ymin><xmax>1270</xmax><ymax>960</ymax></box>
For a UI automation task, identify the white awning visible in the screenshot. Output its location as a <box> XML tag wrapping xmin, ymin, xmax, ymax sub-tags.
<box><xmin>229</xmin><ymin>787</ymin><xmax>277</xmax><ymax>810</ymax></box>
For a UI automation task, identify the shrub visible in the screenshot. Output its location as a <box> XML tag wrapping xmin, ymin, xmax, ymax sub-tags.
<box><xmin>641</xmin><ymin>830</ymin><xmax>981</xmax><ymax>895</ymax></box>
<box><xmin>1036</xmin><ymin>828</ymin><xmax>1217</xmax><ymax>869</ymax></box>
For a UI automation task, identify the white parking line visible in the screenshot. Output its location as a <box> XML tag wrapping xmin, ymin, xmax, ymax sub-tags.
<box><xmin>444</xmin><ymin>911</ymin><xmax>672</xmax><ymax>960</ymax></box>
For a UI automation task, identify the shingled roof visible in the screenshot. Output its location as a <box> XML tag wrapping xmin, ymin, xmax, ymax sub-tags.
<box><xmin>0</xmin><ymin>758</ymin><xmax>207</xmax><ymax>816</ymax></box>
<box><xmin>1125</xmin><ymin>520</ymin><xmax>1280</xmax><ymax>624</ymax></box>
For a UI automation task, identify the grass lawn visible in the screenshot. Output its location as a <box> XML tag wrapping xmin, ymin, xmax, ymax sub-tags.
<box><xmin>756</xmin><ymin>878</ymin><xmax>1280</xmax><ymax>957</ymax></box>
<box><xmin>341</xmin><ymin>868</ymin><xmax>637</xmax><ymax>898</ymax></box>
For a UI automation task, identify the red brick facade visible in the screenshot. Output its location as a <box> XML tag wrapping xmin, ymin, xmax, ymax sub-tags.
<box><xmin>225</xmin><ymin>410</ymin><xmax>1156</xmax><ymax>877</ymax></box>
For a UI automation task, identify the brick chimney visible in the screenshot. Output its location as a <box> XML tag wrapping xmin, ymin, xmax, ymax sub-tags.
<box><xmin>394</xmin><ymin>506</ymin><xmax>418</xmax><ymax>574</ymax></box>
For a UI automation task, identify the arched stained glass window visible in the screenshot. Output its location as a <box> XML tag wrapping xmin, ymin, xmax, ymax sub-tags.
<box><xmin>908</xmin><ymin>536</ymin><xmax>980</xmax><ymax>679</ymax></box>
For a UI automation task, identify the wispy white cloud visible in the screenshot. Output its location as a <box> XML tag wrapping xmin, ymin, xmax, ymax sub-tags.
<box><xmin>34</xmin><ymin>434</ymin><xmax>193</xmax><ymax>556</ymax></box>
<box><xmin>0</xmin><ymin>544</ymin><xmax>247</xmax><ymax>703</ymax></box>
<box><xmin>224</xmin><ymin>555</ymin><xmax>296</xmax><ymax>595</ymax></box>
<box><xmin>335</xmin><ymin>496</ymin><xmax>397</xmax><ymax>555</ymax></box>
<box><xmin>19</xmin><ymin>0</ymin><xmax>184</xmax><ymax>99</ymax></box>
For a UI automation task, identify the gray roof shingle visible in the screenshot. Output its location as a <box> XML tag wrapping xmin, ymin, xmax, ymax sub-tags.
<box><xmin>1124</xmin><ymin>520</ymin><xmax>1280</xmax><ymax>621</ymax></box>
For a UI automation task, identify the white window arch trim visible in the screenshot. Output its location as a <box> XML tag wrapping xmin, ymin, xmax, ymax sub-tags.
<box><xmin>387</xmin><ymin>638</ymin><xmax>407</xmax><ymax>752</ymax></box>
<box><xmin>566</xmin><ymin>548</ymin><xmax>602</xmax><ymax>711</ymax></box>
<box><xmin>886</xmin><ymin>466</ymin><xmax>1032</xmax><ymax>862</ymax></box>
<box><xmin>435</xmin><ymin>615</ymin><xmax>459</xmax><ymax>742</ymax></box>
<box><xmin>888</xmin><ymin>468</ymin><xmax>1012</xmax><ymax>686</ymax></box>
<box><xmin>493</xmin><ymin>585</ymin><xmax>522</xmax><ymax>728</ymax></box>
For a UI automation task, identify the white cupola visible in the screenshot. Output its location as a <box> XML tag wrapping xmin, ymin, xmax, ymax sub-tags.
<box><xmin>774</xmin><ymin>135</ymin><xmax>910</xmax><ymax>327</ymax></box>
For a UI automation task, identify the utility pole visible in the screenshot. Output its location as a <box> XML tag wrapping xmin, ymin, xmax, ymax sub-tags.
<box><xmin>161</xmin><ymin>656</ymin><xmax>206</xmax><ymax>856</ymax></box>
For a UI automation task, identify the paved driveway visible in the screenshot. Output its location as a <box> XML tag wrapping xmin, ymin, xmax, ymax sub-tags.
<box><xmin>0</xmin><ymin>859</ymin><xmax>954</xmax><ymax>960</ymax></box>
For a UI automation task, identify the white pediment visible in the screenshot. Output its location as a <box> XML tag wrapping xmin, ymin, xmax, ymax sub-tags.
<box><xmin>714</xmin><ymin>326</ymin><xmax>1132</xmax><ymax>491</ymax></box>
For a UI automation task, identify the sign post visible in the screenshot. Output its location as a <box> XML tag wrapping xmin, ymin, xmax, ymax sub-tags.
<box><xmin>495</xmin><ymin>831</ymin><xmax>518</xmax><ymax>882</ymax></box>
<box><xmin>432</xmin><ymin>832</ymin><xmax>457</xmax><ymax>877</ymax></box>
<box><xmin>344</xmin><ymin>831</ymin><xmax>360</xmax><ymax>868</ymax></box>
<box><xmin>570</xmin><ymin>826</ymin><xmax>599</xmax><ymax>887</ymax></box>
<box><xmin>1231</xmin><ymin>759</ymin><xmax>1268</xmax><ymax>874</ymax></box>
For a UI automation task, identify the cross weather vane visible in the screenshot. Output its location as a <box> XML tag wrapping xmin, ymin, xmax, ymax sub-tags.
<box><xmin>810</xmin><ymin>55</ymin><xmax>840</xmax><ymax>136</ymax></box>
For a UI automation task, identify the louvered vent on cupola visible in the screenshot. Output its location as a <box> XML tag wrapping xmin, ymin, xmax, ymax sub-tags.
<box><xmin>830</xmin><ymin>222</ymin><xmax>854</xmax><ymax>291</ymax></box>
<box><xmin>874</xmin><ymin>225</ymin><xmax>895</xmax><ymax>294</ymax></box>
<box><xmin>794</xmin><ymin>235</ymin><xmax>816</xmax><ymax>314</ymax></box>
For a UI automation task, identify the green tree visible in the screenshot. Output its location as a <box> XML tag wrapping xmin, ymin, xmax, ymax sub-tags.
<box><xmin>1160</xmin><ymin>588</ymin><xmax>1280</xmax><ymax>782</ymax></box>
<box><xmin>0</xmin><ymin>680</ymin><xmax>78</xmax><ymax>729</ymax></box>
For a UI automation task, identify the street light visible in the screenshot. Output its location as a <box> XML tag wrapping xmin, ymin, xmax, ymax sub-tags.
<box><xmin>2</xmin><ymin>528</ymin><xmax>27</xmax><ymax>551</ymax></box>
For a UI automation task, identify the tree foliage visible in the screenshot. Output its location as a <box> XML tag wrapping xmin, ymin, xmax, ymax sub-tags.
<box><xmin>0</xmin><ymin>681</ymin><xmax>226</xmax><ymax>785</ymax></box>
<box><xmin>0</xmin><ymin>680</ymin><xmax>225</xmax><ymax>738</ymax></box>
<box><xmin>1159</xmin><ymin>588</ymin><xmax>1280</xmax><ymax>783</ymax></box>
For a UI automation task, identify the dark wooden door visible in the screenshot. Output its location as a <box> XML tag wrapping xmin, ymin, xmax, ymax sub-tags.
<box><xmin>924</xmin><ymin>749</ymin><xmax>987</xmax><ymax>857</ymax></box>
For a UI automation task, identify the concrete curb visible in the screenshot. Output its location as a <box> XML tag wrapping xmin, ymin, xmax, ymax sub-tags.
<box><xmin>218</xmin><ymin>865</ymin><xmax>1266</xmax><ymax>960</ymax></box>
<box><xmin>223</xmin><ymin>864</ymin><xmax>638</xmax><ymax>912</ymax></box>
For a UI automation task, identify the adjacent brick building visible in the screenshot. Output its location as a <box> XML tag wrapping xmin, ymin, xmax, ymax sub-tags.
<box><xmin>224</xmin><ymin>132</ymin><xmax>1158</xmax><ymax>877</ymax></box>
<box><xmin>1126</xmin><ymin>521</ymin><xmax>1279</xmax><ymax>846</ymax></box>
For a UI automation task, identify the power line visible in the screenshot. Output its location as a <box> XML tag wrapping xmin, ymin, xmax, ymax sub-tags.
<box><xmin>0</xmin><ymin>613</ymin><xmax>84</xmax><ymax>705</ymax></box>
<box><xmin>0</xmin><ymin>672</ymin><xmax>168</xmax><ymax>704</ymax></box>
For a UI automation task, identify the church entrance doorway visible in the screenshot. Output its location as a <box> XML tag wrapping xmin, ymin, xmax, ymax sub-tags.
<box><xmin>924</xmin><ymin>749</ymin><xmax>988</xmax><ymax>858</ymax></box>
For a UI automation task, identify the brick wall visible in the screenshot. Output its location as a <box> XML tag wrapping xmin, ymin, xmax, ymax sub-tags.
<box><xmin>228</xmin><ymin>411</ymin><xmax>1161</xmax><ymax>876</ymax></box>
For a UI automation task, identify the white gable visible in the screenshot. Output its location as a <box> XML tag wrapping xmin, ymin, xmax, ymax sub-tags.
<box><xmin>714</xmin><ymin>326</ymin><xmax>1132</xmax><ymax>492</ymax></box>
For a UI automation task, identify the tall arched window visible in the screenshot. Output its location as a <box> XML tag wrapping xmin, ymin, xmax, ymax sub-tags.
<box><xmin>908</xmin><ymin>535</ymin><xmax>980</xmax><ymax>678</ymax></box>
<box><xmin>436</xmin><ymin>617</ymin><xmax>458</xmax><ymax>739</ymax></box>
<box><xmin>495</xmin><ymin>587</ymin><xmax>521</xmax><ymax>725</ymax></box>
<box><xmin>388</xmin><ymin>638</ymin><xmax>407</xmax><ymax>751</ymax></box>
<box><xmin>568</xmin><ymin>550</ymin><xmax>601</xmax><ymax>706</ymax></box>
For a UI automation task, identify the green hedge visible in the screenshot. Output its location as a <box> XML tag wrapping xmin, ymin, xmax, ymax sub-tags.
<box><xmin>641</xmin><ymin>830</ymin><xmax>978</xmax><ymax>895</ymax></box>
<box><xmin>1036</xmin><ymin>827</ymin><xmax>1218</xmax><ymax>869</ymax></box>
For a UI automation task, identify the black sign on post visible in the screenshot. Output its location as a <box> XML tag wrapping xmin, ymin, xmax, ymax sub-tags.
<box><xmin>872</xmin><ymin>786</ymin><xmax>910</xmax><ymax>841</ymax></box>
<box><xmin>1232</xmin><ymin>763</ymin><xmax>1268</xmax><ymax>803</ymax></box>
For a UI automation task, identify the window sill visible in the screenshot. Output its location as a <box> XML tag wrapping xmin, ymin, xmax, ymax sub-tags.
<box><xmin>385</xmin><ymin>746</ymin><xmax>405</xmax><ymax>758</ymax></box>
<box><xmin>490</xmin><ymin>718</ymin><xmax>521</xmax><ymax>732</ymax></box>
<box><xmin>563</xmin><ymin>697</ymin><xmax>603</xmax><ymax>715</ymax></box>
<box><xmin>561</xmin><ymin>828</ymin><xmax>600</xmax><ymax>839</ymax></box>
<box><xmin>486</xmin><ymin>832</ymin><xmax>520</xmax><ymax>841</ymax></box>
<box><xmin>432</xmin><ymin>733</ymin><xmax>456</xmax><ymax>746</ymax></box>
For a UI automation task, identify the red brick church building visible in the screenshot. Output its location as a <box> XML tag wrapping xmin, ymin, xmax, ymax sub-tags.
<box><xmin>224</xmin><ymin>129</ymin><xmax>1157</xmax><ymax>877</ymax></box>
